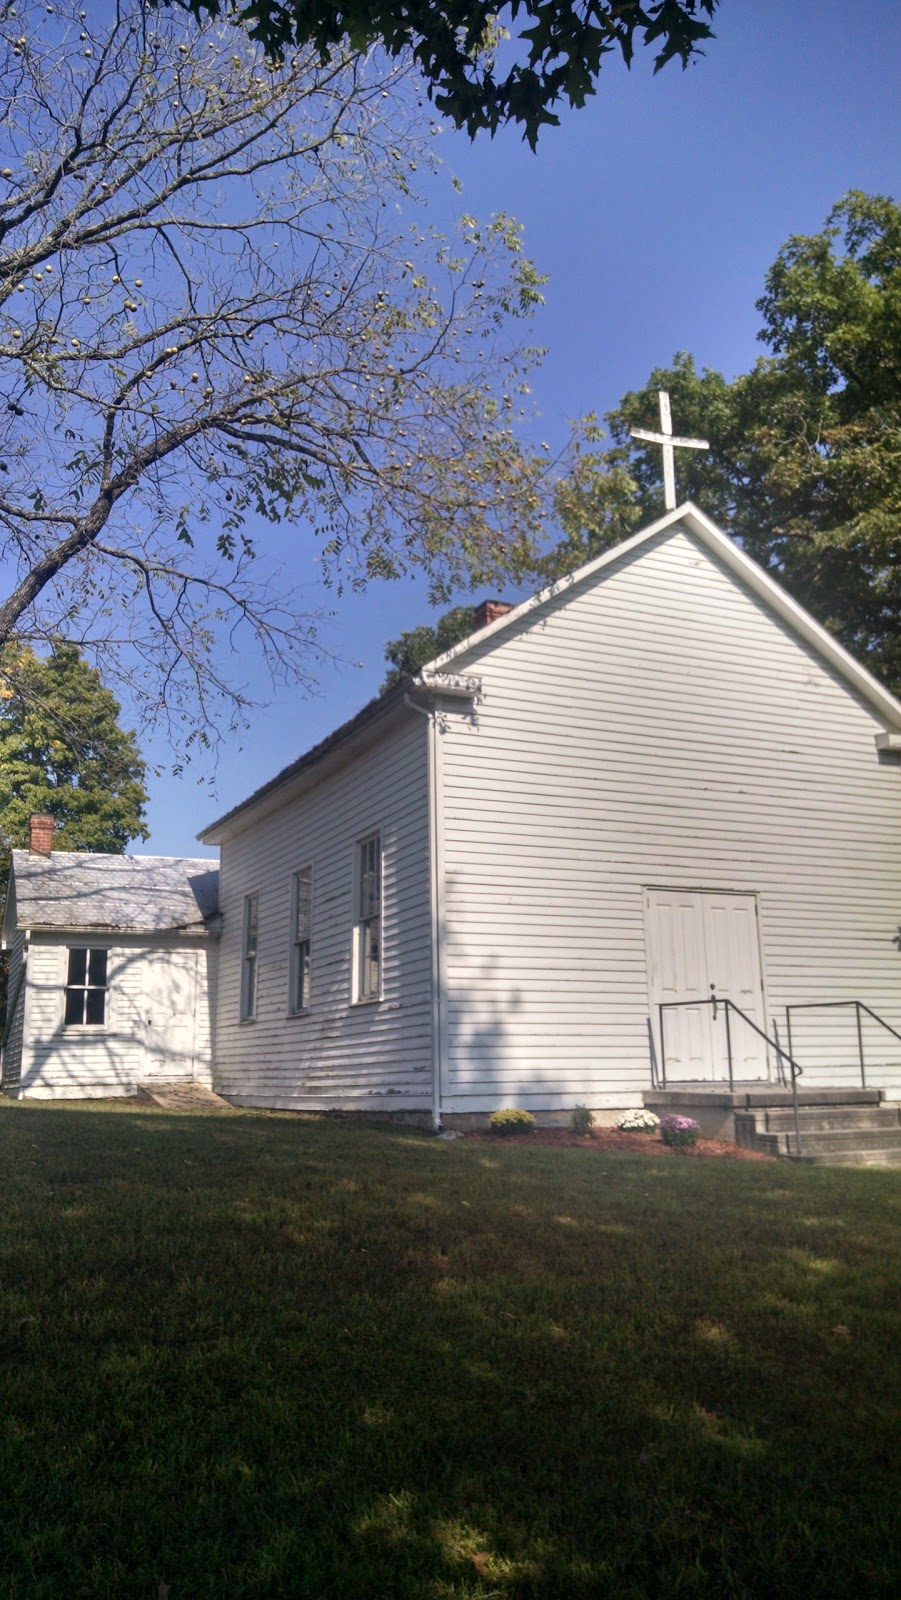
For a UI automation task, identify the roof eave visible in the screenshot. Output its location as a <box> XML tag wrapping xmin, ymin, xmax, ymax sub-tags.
<box><xmin>422</xmin><ymin>503</ymin><xmax>693</xmax><ymax>676</ymax></box>
<box><xmin>22</xmin><ymin>920</ymin><xmax>213</xmax><ymax>938</ymax></box>
<box><xmin>677</xmin><ymin>503</ymin><xmax>901</xmax><ymax>731</ymax></box>
<box><xmin>198</xmin><ymin>684</ymin><xmax>411</xmax><ymax>845</ymax></box>
<box><xmin>200</xmin><ymin>501</ymin><xmax>901</xmax><ymax>850</ymax></box>
<box><xmin>426</xmin><ymin>501</ymin><xmax>901</xmax><ymax>732</ymax></box>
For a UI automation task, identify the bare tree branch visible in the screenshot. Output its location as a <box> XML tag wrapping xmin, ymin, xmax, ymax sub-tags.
<box><xmin>0</xmin><ymin>0</ymin><xmax>550</xmax><ymax>751</ymax></box>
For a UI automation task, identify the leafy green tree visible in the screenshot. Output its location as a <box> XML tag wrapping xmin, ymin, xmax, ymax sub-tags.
<box><xmin>166</xmin><ymin>0</ymin><xmax>719</xmax><ymax>145</ymax></box>
<box><xmin>542</xmin><ymin>193</ymin><xmax>901</xmax><ymax>692</ymax></box>
<box><xmin>0</xmin><ymin>643</ymin><xmax>149</xmax><ymax>902</ymax></box>
<box><xmin>382</xmin><ymin>605</ymin><xmax>478</xmax><ymax>689</ymax></box>
<box><xmin>532</xmin><ymin>414</ymin><xmax>645</xmax><ymax>579</ymax></box>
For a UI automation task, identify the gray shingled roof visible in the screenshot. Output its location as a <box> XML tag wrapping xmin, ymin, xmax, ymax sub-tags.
<box><xmin>7</xmin><ymin>852</ymin><xmax>219</xmax><ymax>935</ymax></box>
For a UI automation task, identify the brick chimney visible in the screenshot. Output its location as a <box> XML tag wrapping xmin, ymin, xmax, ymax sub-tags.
<box><xmin>473</xmin><ymin>599</ymin><xmax>514</xmax><ymax>631</ymax></box>
<box><xmin>29</xmin><ymin>814</ymin><xmax>55</xmax><ymax>855</ymax></box>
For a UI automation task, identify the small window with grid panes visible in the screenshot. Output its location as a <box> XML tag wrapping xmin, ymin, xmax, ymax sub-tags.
<box><xmin>64</xmin><ymin>947</ymin><xmax>108</xmax><ymax>1026</ymax></box>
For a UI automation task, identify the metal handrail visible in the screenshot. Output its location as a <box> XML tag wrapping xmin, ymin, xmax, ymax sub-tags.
<box><xmin>657</xmin><ymin>995</ymin><xmax>804</xmax><ymax>1093</ymax></box>
<box><xmin>785</xmin><ymin>1000</ymin><xmax>901</xmax><ymax>1091</ymax></box>
<box><xmin>773</xmin><ymin>1017</ymin><xmax>803</xmax><ymax>1156</ymax></box>
<box><xmin>656</xmin><ymin>994</ymin><xmax>806</xmax><ymax>1157</ymax></box>
<box><xmin>646</xmin><ymin>1017</ymin><xmax>661</xmax><ymax>1090</ymax></box>
<box><xmin>856</xmin><ymin>1003</ymin><xmax>901</xmax><ymax>1041</ymax></box>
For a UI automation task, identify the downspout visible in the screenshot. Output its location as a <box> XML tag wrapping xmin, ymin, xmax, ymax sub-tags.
<box><xmin>405</xmin><ymin>694</ymin><xmax>445</xmax><ymax>1131</ymax></box>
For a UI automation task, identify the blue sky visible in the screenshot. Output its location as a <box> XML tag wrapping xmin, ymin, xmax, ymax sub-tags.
<box><xmin>142</xmin><ymin>0</ymin><xmax>901</xmax><ymax>854</ymax></box>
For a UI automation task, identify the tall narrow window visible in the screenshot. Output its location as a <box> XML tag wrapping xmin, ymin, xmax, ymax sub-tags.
<box><xmin>290</xmin><ymin>867</ymin><xmax>312</xmax><ymax>1014</ymax></box>
<box><xmin>64</xmin><ymin>947</ymin><xmax>108</xmax><ymax>1026</ymax></box>
<box><xmin>240</xmin><ymin>893</ymin><xmax>259</xmax><ymax>1020</ymax></box>
<box><xmin>356</xmin><ymin>833</ymin><xmax>381</xmax><ymax>1001</ymax></box>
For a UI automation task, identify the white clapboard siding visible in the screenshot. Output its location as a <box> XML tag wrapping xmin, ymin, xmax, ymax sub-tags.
<box><xmin>213</xmin><ymin>713</ymin><xmax>432</xmax><ymax>1110</ymax></box>
<box><xmin>436</xmin><ymin>522</ymin><xmax>901</xmax><ymax>1111</ymax></box>
<box><xmin>17</xmin><ymin>933</ymin><xmax>210</xmax><ymax>1098</ymax></box>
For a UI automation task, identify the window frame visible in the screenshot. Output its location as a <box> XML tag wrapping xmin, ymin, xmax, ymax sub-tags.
<box><xmin>63</xmin><ymin>945</ymin><xmax>109</xmax><ymax>1028</ymax></box>
<box><xmin>240</xmin><ymin>891</ymin><xmax>259</xmax><ymax>1022</ymax></box>
<box><xmin>288</xmin><ymin>865</ymin><xmax>313</xmax><ymax>1016</ymax></box>
<box><xmin>353</xmin><ymin>831</ymin><xmax>382</xmax><ymax>1004</ymax></box>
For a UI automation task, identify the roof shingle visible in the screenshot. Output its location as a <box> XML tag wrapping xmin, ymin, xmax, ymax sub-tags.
<box><xmin>7</xmin><ymin>852</ymin><xmax>219</xmax><ymax>936</ymax></box>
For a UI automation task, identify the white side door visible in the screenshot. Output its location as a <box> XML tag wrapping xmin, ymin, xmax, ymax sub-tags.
<box><xmin>644</xmin><ymin>888</ymin><xmax>768</xmax><ymax>1081</ymax></box>
<box><xmin>141</xmin><ymin>949</ymin><xmax>198</xmax><ymax>1080</ymax></box>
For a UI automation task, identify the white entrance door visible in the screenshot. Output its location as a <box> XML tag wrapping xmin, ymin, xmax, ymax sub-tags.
<box><xmin>644</xmin><ymin>888</ymin><xmax>768</xmax><ymax>1081</ymax></box>
<box><xmin>141</xmin><ymin>950</ymin><xmax>198</xmax><ymax>1080</ymax></box>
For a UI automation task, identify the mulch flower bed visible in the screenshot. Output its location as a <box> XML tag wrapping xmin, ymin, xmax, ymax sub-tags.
<box><xmin>463</xmin><ymin>1127</ymin><xmax>774</xmax><ymax>1160</ymax></box>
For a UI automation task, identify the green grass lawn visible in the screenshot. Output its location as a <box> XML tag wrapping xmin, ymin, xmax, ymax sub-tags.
<box><xmin>1</xmin><ymin>1102</ymin><xmax>900</xmax><ymax>1599</ymax></box>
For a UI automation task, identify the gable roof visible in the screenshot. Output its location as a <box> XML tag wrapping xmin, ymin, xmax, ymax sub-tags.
<box><xmin>4</xmin><ymin>852</ymin><xmax>220</xmax><ymax>939</ymax></box>
<box><xmin>423</xmin><ymin>502</ymin><xmax>901</xmax><ymax>730</ymax></box>
<box><xmin>199</xmin><ymin>504</ymin><xmax>901</xmax><ymax>843</ymax></box>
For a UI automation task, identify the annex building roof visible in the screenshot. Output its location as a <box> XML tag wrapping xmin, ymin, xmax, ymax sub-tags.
<box><xmin>5</xmin><ymin>852</ymin><xmax>220</xmax><ymax>938</ymax></box>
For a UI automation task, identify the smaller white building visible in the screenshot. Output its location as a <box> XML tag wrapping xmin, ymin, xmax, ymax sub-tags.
<box><xmin>1</xmin><ymin>819</ymin><xmax>219</xmax><ymax>1099</ymax></box>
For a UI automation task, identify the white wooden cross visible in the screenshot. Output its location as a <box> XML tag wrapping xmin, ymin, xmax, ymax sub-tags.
<box><xmin>630</xmin><ymin>391</ymin><xmax>709</xmax><ymax>512</ymax></box>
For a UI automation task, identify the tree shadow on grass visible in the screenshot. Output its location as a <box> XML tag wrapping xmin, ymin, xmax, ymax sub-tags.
<box><xmin>1</xmin><ymin>1103</ymin><xmax>900</xmax><ymax>1598</ymax></box>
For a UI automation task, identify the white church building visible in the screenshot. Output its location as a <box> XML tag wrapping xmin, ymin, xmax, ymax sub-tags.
<box><xmin>5</xmin><ymin>501</ymin><xmax>901</xmax><ymax>1130</ymax></box>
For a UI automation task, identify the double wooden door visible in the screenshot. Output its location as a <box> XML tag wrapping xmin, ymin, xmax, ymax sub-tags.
<box><xmin>644</xmin><ymin>888</ymin><xmax>769</xmax><ymax>1081</ymax></box>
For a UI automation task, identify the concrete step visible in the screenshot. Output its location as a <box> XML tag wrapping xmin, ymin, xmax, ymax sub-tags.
<box><xmin>742</xmin><ymin>1113</ymin><xmax>901</xmax><ymax>1164</ymax></box>
<box><xmin>761</xmin><ymin>1106</ymin><xmax>901</xmax><ymax>1133</ymax></box>
<box><xmin>790</xmin><ymin>1147</ymin><xmax>901</xmax><ymax>1168</ymax></box>
<box><xmin>741</xmin><ymin>1088</ymin><xmax>881</xmax><ymax>1108</ymax></box>
<box><xmin>785</xmin><ymin>1127</ymin><xmax>901</xmax><ymax>1154</ymax></box>
<box><xmin>648</xmin><ymin>1087</ymin><xmax>881</xmax><ymax>1109</ymax></box>
<box><xmin>647</xmin><ymin>1086</ymin><xmax>901</xmax><ymax>1165</ymax></box>
<box><xmin>137</xmin><ymin>1081</ymin><xmax>235</xmax><ymax>1112</ymax></box>
<box><xmin>734</xmin><ymin>1099</ymin><xmax>901</xmax><ymax>1164</ymax></box>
